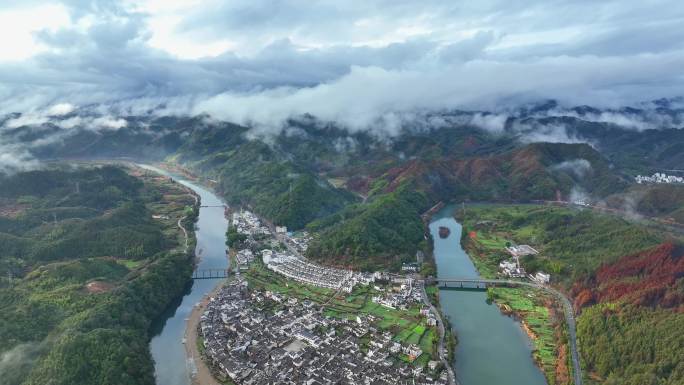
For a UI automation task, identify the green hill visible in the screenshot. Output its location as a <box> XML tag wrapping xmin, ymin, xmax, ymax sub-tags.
<box><xmin>0</xmin><ymin>165</ymin><xmax>197</xmax><ymax>385</ymax></box>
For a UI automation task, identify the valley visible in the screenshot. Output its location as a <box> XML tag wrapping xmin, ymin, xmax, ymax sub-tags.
<box><xmin>0</xmin><ymin>104</ymin><xmax>682</xmax><ymax>385</ymax></box>
<box><xmin>2</xmin><ymin>2</ymin><xmax>683</xmax><ymax>384</ymax></box>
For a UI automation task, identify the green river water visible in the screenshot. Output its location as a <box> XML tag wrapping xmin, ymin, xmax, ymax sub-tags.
<box><xmin>430</xmin><ymin>206</ymin><xmax>548</xmax><ymax>385</ymax></box>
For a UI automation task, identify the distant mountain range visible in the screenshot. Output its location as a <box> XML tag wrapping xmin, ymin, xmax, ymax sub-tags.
<box><xmin>1</xmin><ymin>99</ymin><xmax>683</xmax><ymax>241</ymax></box>
<box><xmin>4</xmin><ymin>98</ymin><xmax>683</xmax><ymax>172</ymax></box>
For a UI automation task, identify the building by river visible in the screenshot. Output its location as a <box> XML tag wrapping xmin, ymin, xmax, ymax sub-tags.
<box><xmin>200</xmin><ymin>278</ymin><xmax>449</xmax><ymax>385</ymax></box>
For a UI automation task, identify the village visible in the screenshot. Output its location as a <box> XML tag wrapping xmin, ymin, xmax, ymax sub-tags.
<box><xmin>230</xmin><ymin>209</ymin><xmax>434</xmax><ymax>312</ymax></box>
<box><xmin>199</xmin><ymin>278</ymin><xmax>448</xmax><ymax>385</ymax></box>
<box><xmin>198</xmin><ymin>209</ymin><xmax>448</xmax><ymax>384</ymax></box>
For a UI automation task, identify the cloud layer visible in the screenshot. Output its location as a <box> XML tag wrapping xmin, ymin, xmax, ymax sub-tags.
<box><xmin>1</xmin><ymin>0</ymin><xmax>684</xmax><ymax>132</ymax></box>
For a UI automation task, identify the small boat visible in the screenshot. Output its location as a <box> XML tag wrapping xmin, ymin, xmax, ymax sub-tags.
<box><xmin>438</xmin><ymin>226</ymin><xmax>451</xmax><ymax>238</ymax></box>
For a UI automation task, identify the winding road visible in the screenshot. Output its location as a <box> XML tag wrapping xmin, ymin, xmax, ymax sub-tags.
<box><xmin>419</xmin><ymin>284</ymin><xmax>458</xmax><ymax>385</ymax></box>
<box><xmin>433</xmin><ymin>278</ymin><xmax>583</xmax><ymax>385</ymax></box>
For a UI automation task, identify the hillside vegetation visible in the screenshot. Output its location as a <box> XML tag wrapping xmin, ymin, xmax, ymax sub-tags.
<box><xmin>306</xmin><ymin>185</ymin><xmax>429</xmax><ymax>271</ymax></box>
<box><xmin>371</xmin><ymin>142</ymin><xmax>627</xmax><ymax>204</ymax></box>
<box><xmin>574</xmin><ymin>243</ymin><xmax>684</xmax><ymax>385</ymax></box>
<box><xmin>0</xmin><ymin>165</ymin><xmax>198</xmax><ymax>385</ymax></box>
<box><xmin>178</xmin><ymin>132</ymin><xmax>357</xmax><ymax>230</ymax></box>
<box><xmin>459</xmin><ymin>204</ymin><xmax>683</xmax><ymax>385</ymax></box>
<box><xmin>174</xmin><ymin>121</ymin><xmax>630</xmax><ymax>270</ymax></box>
<box><xmin>460</xmin><ymin>205</ymin><xmax>661</xmax><ymax>283</ymax></box>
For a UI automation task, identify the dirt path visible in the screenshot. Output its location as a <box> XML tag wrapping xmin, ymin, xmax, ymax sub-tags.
<box><xmin>184</xmin><ymin>284</ymin><xmax>224</xmax><ymax>385</ymax></box>
<box><xmin>178</xmin><ymin>216</ymin><xmax>189</xmax><ymax>253</ymax></box>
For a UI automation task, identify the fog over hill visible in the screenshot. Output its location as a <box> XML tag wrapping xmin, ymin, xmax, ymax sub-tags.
<box><xmin>2</xmin><ymin>98</ymin><xmax>684</xmax><ymax>176</ymax></box>
<box><xmin>2</xmin><ymin>1</ymin><xmax>684</xmax><ymax>132</ymax></box>
<box><xmin>1</xmin><ymin>0</ymin><xmax>683</xmax><ymax>176</ymax></box>
<box><xmin>2</xmin><ymin>3</ymin><xmax>684</xmax><ymax>385</ymax></box>
<box><xmin>1</xmin><ymin>1</ymin><xmax>684</xmax><ymax>173</ymax></box>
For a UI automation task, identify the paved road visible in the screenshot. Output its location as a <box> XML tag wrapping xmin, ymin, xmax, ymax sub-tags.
<box><xmin>434</xmin><ymin>278</ymin><xmax>583</xmax><ymax>385</ymax></box>
<box><xmin>419</xmin><ymin>284</ymin><xmax>457</xmax><ymax>385</ymax></box>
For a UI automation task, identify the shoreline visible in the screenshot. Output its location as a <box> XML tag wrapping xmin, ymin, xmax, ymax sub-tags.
<box><xmin>142</xmin><ymin>161</ymin><xmax>232</xmax><ymax>385</ymax></box>
<box><xmin>184</xmin><ymin>282</ymin><xmax>225</xmax><ymax>385</ymax></box>
<box><xmin>430</xmin><ymin>206</ymin><xmax>555</xmax><ymax>385</ymax></box>
<box><xmin>421</xmin><ymin>205</ymin><xmax>458</xmax><ymax>383</ymax></box>
<box><xmin>459</xmin><ymin>222</ymin><xmax>578</xmax><ymax>385</ymax></box>
<box><xmin>463</xmin><ymin>234</ymin><xmax>558</xmax><ymax>382</ymax></box>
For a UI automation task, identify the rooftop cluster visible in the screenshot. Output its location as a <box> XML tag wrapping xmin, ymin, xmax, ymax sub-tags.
<box><xmin>371</xmin><ymin>276</ymin><xmax>423</xmax><ymax>310</ymax></box>
<box><xmin>231</xmin><ymin>209</ymin><xmax>374</xmax><ymax>293</ymax></box>
<box><xmin>264</xmin><ymin>251</ymin><xmax>358</xmax><ymax>292</ymax></box>
<box><xmin>232</xmin><ymin>210</ymin><xmax>271</xmax><ymax>236</ymax></box>
<box><xmin>200</xmin><ymin>279</ymin><xmax>448</xmax><ymax>385</ymax></box>
<box><xmin>500</xmin><ymin>244</ymin><xmax>550</xmax><ymax>284</ymax></box>
<box><xmin>635</xmin><ymin>173</ymin><xmax>684</xmax><ymax>184</ymax></box>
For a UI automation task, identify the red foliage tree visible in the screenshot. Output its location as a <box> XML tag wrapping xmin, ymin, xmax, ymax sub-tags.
<box><xmin>575</xmin><ymin>243</ymin><xmax>684</xmax><ymax>309</ymax></box>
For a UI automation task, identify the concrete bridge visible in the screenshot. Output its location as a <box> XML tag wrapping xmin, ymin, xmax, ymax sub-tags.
<box><xmin>430</xmin><ymin>277</ymin><xmax>583</xmax><ymax>385</ymax></box>
<box><xmin>191</xmin><ymin>269</ymin><xmax>230</xmax><ymax>280</ymax></box>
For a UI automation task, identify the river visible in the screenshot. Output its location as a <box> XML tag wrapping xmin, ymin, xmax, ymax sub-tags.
<box><xmin>430</xmin><ymin>206</ymin><xmax>547</xmax><ymax>385</ymax></box>
<box><xmin>141</xmin><ymin>165</ymin><xmax>229</xmax><ymax>385</ymax></box>
<box><xmin>141</xmin><ymin>164</ymin><xmax>544</xmax><ymax>385</ymax></box>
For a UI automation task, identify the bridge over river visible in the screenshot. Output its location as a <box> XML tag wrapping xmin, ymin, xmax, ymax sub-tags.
<box><xmin>191</xmin><ymin>268</ymin><xmax>231</xmax><ymax>280</ymax></box>
<box><xmin>430</xmin><ymin>277</ymin><xmax>583</xmax><ymax>385</ymax></box>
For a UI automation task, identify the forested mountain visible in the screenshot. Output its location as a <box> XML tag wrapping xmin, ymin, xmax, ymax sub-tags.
<box><xmin>1</xmin><ymin>102</ymin><xmax>681</xmax><ymax>270</ymax></box>
<box><xmin>573</xmin><ymin>243</ymin><xmax>684</xmax><ymax>385</ymax></box>
<box><xmin>365</xmin><ymin>142</ymin><xmax>626</xmax><ymax>203</ymax></box>
<box><xmin>178</xmin><ymin>138</ymin><xmax>358</xmax><ymax>229</ymax></box>
<box><xmin>0</xmin><ymin>165</ymin><xmax>198</xmax><ymax>385</ymax></box>
<box><xmin>306</xmin><ymin>185</ymin><xmax>429</xmax><ymax>270</ymax></box>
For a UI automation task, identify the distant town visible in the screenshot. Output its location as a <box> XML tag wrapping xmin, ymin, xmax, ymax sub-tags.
<box><xmin>635</xmin><ymin>172</ymin><xmax>684</xmax><ymax>184</ymax></box>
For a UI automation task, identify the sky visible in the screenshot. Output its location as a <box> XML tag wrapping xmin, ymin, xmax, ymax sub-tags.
<box><xmin>1</xmin><ymin>0</ymin><xmax>684</xmax><ymax>130</ymax></box>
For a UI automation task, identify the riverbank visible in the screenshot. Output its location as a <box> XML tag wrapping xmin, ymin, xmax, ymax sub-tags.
<box><xmin>143</xmin><ymin>164</ymin><xmax>231</xmax><ymax>385</ymax></box>
<box><xmin>461</xmin><ymin>224</ymin><xmax>570</xmax><ymax>384</ymax></box>
<box><xmin>184</xmin><ymin>282</ymin><xmax>226</xmax><ymax>385</ymax></box>
<box><xmin>490</xmin><ymin>287</ymin><xmax>571</xmax><ymax>385</ymax></box>
<box><xmin>428</xmin><ymin>208</ymin><xmax>549</xmax><ymax>385</ymax></box>
<box><xmin>143</xmin><ymin>162</ymin><xmax>234</xmax><ymax>385</ymax></box>
<box><xmin>420</xmin><ymin>285</ymin><xmax>457</xmax><ymax>385</ymax></box>
<box><xmin>457</xmin><ymin>205</ymin><xmax>587</xmax><ymax>385</ymax></box>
